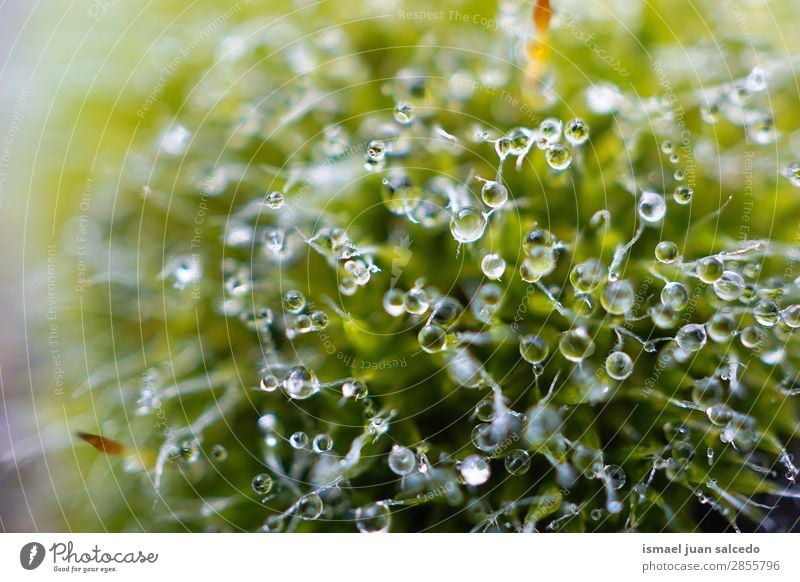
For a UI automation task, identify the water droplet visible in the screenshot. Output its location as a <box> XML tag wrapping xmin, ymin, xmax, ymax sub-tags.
<box><xmin>388</xmin><ymin>445</ymin><xmax>417</xmax><ymax>476</ymax></box>
<box><xmin>290</xmin><ymin>431</ymin><xmax>308</xmax><ymax>449</ymax></box>
<box><xmin>504</xmin><ymin>449</ymin><xmax>531</xmax><ymax>475</ymax></box>
<box><xmin>753</xmin><ymin>300</ymin><xmax>780</xmax><ymax>327</ymax></box>
<box><xmin>545</xmin><ymin>144</ymin><xmax>572</xmax><ymax>170</ymax></box>
<box><xmin>506</xmin><ymin>127</ymin><xmax>533</xmax><ymax>155</ymax></box>
<box><xmin>161</xmin><ymin>125</ymin><xmax>191</xmax><ymax>155</ymax></box>
<box><xmin>713</xmin><ymin>270</ymin><xmax>745</xmax><ymax>301</ymax></box>
<box><xmin>430</xmin><ymin>297</ymin><xmax>463</xmax><ymax>327</ymax></box>
<box><xmin>283</xmin><ymin>290</ymin><xmax>307</xmax><ymax>314</ymax></box>
<box><xmin>696</xmin><ymin>256</ymin><xmax>724</xmax><ymax>283</ymax></box>
<box><xmin>481</xmin><ymin>253</ymin><xmax>506</xmax><ymax>280</ymax></box>
<box><xmin>459</xmin><ymin>455</ymin><xmax>491</xmax><ymax>486</ymax></box>
<box><xmin>558</xmin><ymin>328</ymin><xmax>596</xmax><ymax>362</ymax></box>
<box><xmin>418</xmin><ymin>324</ymin><xmax>448</xmax><ymax>353</ymax></box>
<box><xmin>661</xmin><ymin>282</ymin><xmax>689</xmax><ymax>310</ymax></box>
<box><xmin>746</xmin><ymin>66</ymin><xmax>768</xmax><ymax>92</ymax></box>
<box><xmin>450</xmin><ymin>207</ymin><xmax>487</xmax><ymax>243</ymax></box>
<box><xmin>210</xmin><ymin>444</ymin><xmax>227</xmax><ymax>462</ymax></box>
<box><xmin>252</xmin><ymin>473</ymin><xmax>273</xmax><ymax>495</ymax></box>
<box><xmin>672</xmin><ymin>185</ymin><xmax>693</xmax><ymax>205</ymax></box>
<box><xmin>783</xmin><ymin>162</ymin><xmax>800</xmax><ymax>188</ymax></box>
<box><xmin>312</xmin><ymin>433</ymin><xmax>333</xmax><ymax>453</ymax></box>
<box><xmin>342</xmin><ymin>380</ymin><xmax>368</xmax><ymax>399</ymax></box>
<box><xmin>366</xmin><ymin>139</ymin><xmax>385</xmax><ymax>162</ymax></box>
<box><xmin>605</xmin><ymin>351</ymin><xmax>633</xmax><ymax>380</ymax></box>
<box><xmin>283</xmin><ymin>366</ymin><xmax>320</xmax><ymax>400</ymax></box>
<box><xmin>404</xmin><ymin>286</ymin><xmax>430</xmax><ymax>315</ymax></box>
<box><xmin>393</xmin><ymin>101</ymin><xmax>415</xmax><ymax>125</ymax></box>
<box><xmin>296</xmin><ymin>494</ymin><xmax>324</xmax><ymax>520</ymax></box>
<box><xmin>383</xmin><ymin>289</ymin><xmax>406</xmax><ymax>317</ymax></box>
<box><xmin>676</xmin><ymin>323</ymin><xmax>707</xmax><ymax>353</ymax></box>
<box><xmin>707</xmin><ymin>312</ymin><xmax>737</xmax><ymax>342</ymax></box>
<box><xmin>260</xmin><ymin>374</ymin><xmax>280</xmax><ymax>393</ymax></box>
<box><xmin>265</xmin><ymin>191</ymin><xmax>285</xmax><ymax>210</ymax></box>
<box><xmin>572</xmin><ymin>445</ymin><xmax>604</xmax><ymax>478</ymax></box>
<box><xmin>781</xmin><ymin>305</ymin><xmax>800</xmax><ymax>328</ymax></box>
<box><xmin>355</xmin><ymin>502</ymin><xmax>391</xmax><ymax>533</ymax></box>
<box><xmin>519</xmin><ymin>334</ymin><xmax>550</xmax><ymax>364</ymax></box>
<box><xmin>564</xmin><ymin>118</ymin><xmax>589</xmax><ymax>145</ymax></box>
<box><xmin>601</xmin><ymin>280</ymin><xmax>635</xmax><ymax>315</ymax></box>
<box><xmin>570</xmin><ymin>259</ymin><xmax>606</xmax><ymax>293</ymax></box>
<box><xmin>655</xmin><ymin>241</ymin><xmax>679</xmax><ymax>263</ymax></box>
<box><xmin>637</xmin><ymin>191</ymin><xmax>666</xmax><ymax>222</ymax></box>
<box><xmin>539</xmin><ymin>117</ymin><xmax>563</xmax><ymax>144</ymax></box>
<box><xmin>478</xmin><ymin>179</ymin><xmax>508</xmax><ymax>208</ymax></box>
<box><xmin>521</xmin><ymin>247</ymin><xmax>558</xmax><ymax>283</ymax></box>
<box><xmin>651</xmin><ymin>304</ymin><xmax>679</xmax><ymax>329</ymax></box>
<box><xmin>740</xmin><ymin>325</ymin><xmax>766</xmax><ymax>349</ymax></box>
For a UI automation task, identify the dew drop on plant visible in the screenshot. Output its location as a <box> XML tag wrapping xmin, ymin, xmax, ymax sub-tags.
<box><xmin>312</xmin><ymin>433</ymin><xmax>333</xmax><ymax>453</ymax></box>
<box><xmin>558</xmin><ymin>328</ymin><xmax>596</xmax><ymax>362</ymax></box>
<box><xmin>265</xmin><ymin>191</ymin><xmax>285</xmax><ymax>210</ymax></box>
<box><xmin>696</xmin><ymin>256</ymin><xmax>724</xmax><ymax>283</ymax></box>
<box><xmin>601</xmin><ymin>280</ymin><xmax>635</xmax><ymax>315</ymax></box>
<box><xmin>161</xmin><ymin>124</ymin><xmax>191</xmax><ymax>155</ymax></box>
<box><xmin>570</xmin><ymin>259</ymin><xmax>606</xmax><ymax>293</ymax></box>
<box><xmin>430</xmin><ymin>297</ymin><xmax>463</xmax><ymax>327</ymax></box>
<box><xmin>651</xmin><ymin>304</ymin><xmax>679</xmax><ymax>329</ymax></box>
<box><xmin>545</xmin><ymin>144</ymin><xmax>572</xmax><ymax>170</ymax></box>
<box><xmin>210</xmin><ymin>444</ymin><xmax>227</xmax><ymax>462</ymax></box>
<box><xmin>290</xmin><ymin>431</ymin><xmax>308</xmax><ymax>449</ymax></box>
<box><xmin>504</xmin><ymin>449</ymin><xmax>531</xmax><ymax>475</ymax></box>
<box><xmin>740</xmin><ymin>325</ymin><xmax>766</xmax><ymax>349</ymax></box>
<box><xmin>450</xmin><ymin>207</ymin><xmax>487</xmax><ymax>243</ymax></box>
<box><xmin>283</xmin><ymin>366</ymin><xmax>320</xmax><ymax>399</ymax></box>
<box><xmin>675</xmin><ymin>323</ymin><xmax>707</xmax><ymax>353</ymax></box>
<box><xmin>519</xmin><ymin>334</ymin><xmax>549</xmax><ymax>364</ymax></box>
<box><xmin>713</xmin><ymin>270</ymin><xmax>745</xmax><ymax>301</ymax></box>
<box><xmin>383</xmin><ymin>289</ymin><xmax>405</xmax><ymax>317</ymax></box>
<box><xmin>520</xmin><ymin>247</ymin><xmax>558</xmax><ymax>283</ymax></box>
<box><xmin>523</xmin><ymin>227</ymin><xmax>555</xmax><ymax>253</ymax></box>
<box><xmin>637</xmin><ymin>191</ymin><xmax>666</xmax><ymax>222</ymax></box>
<box><xmin>539</xmin><ymin>117</ymin><xmax>563</xmax><ymax>144</ymax></box>
<box><xmin>418</xmin><ymin>324</ymin><xmax>448</xmax><ymax>353</ymax></box>
<box><xmin>283</xmin><ymin>290</ymin><xmax>307</xmax><ymax>314</ymax></box>
<box><xmin>404</xmin><ymin>286</ymin><xmax>430</xmax><ymax>315</ymax></box>
<box><xmin>366</xmin><ymin>139</ymin><xmax>385</xmax><ymax>162</ymax></box>
<box><xmin>661</xmin><ymin>282</ymin><xmax>689</xmax><ymax>310</ymax></box>
<box><xmin>173</xmin><ymin>257</ymin><xmax>201</xmax><ymax>289</ymax></box>
<box><xmin>564</xmin><ymin>118</ymin><xmax>589</xmax><ymax>145</ymax></box>
<box><xmin>252</xmin><ymin>473</ymin><xmax>273</xmax><ymax>495</ymax></box>
<box><xmin>655</xmin><ymin>241</ymin><xmax>679</xmax><ymax>263</ymax></box>
<box><xmin>388</xmin><ymin>445</ymin><xmax>416</xmax><ymax>476</ymax></box>
<box><xmin>459</xmin><ymin>454</ymin><xmax>491</xmax><ymax>486</ymax></box>
<box><xmin>672</xmin><ymin>185</ymin><xmax>693</xmax><ymax>205</ymax></box>
<box><xmin>393</xmin><ymin>101</ymin><xmax>415</xmax><ymax>125</ymax></box>
<box><xmin>605</xmin><ymin>465</ymin><xmax>626</xmax><ymax>489</ymax></box>
<box><xmin>494</xmin><ymin>136</ymin><xmax>512</xmax><ymax>161</ymax></box>
<box><xmin>707</xmin><ymin>312</ymin><xmax>737</xmax><ymax>342</ymax></box>
<box><xmin>260</xmin><ymin>374</ymin><xmax>280</xmax><ymax>393</ymax></box>
<box><xmin>781</xmin><ymin>305</ymin><xmax>800</xmax><ymax>328</ymax></box>
<box><xmin>481</xmin><ymin>253</ymin><xmax>506</xmax><ymax>280</ymax></box>
<box><xmin>179</xmin><ymin>440</ymin><xmax>200</xmax><ymax>463</ymax></box>
<box><xmin>751</xmin><ymin>300</ymin><xmax>778</xmax><ymax>327</ymax></box>
<box><xmin>479</xmin><ymin>179</ymin><xmax>508</xmax><ymax>208</ymax></box>
<box><xmin>296</xmin><ymin>494</ymin><xmax>324</xmax><ymax>520</ymax></box>
<box><xmin>783</xmin><ymin>162</ymin><xmax>800</xmax><ymax>187</ymax></box>
<box><xmin>355</xmin><ymin>502</ymin><xmax>391</xmax><ymax>533</ymax></box>
<box><xmin>309</xmin><ymin>310</ymin><xmax>329</xmax><ymax>330</ymax></box>
<box><xmin>342</xmin><ymin>380</ymin><xmax>368</xmax><ymax>399</ymax></box>
<box><xmin>746</xmin><ymin>65</ymin><xmax>768</xmax><ymax>92</ymax></box>
<box><xmin>507</xmin><ymin>127</ymin><xmax>533</xmax><ymax>155</ymax></box>
<box><xmin>605</xmin><ymin>351</ymin><xmax>633</xmax><ymax>380</ymax></box>
<box><xmin>339</xmin><ymin>276</ymin><xmax>357</xmax><ymax>296</ymax></box>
